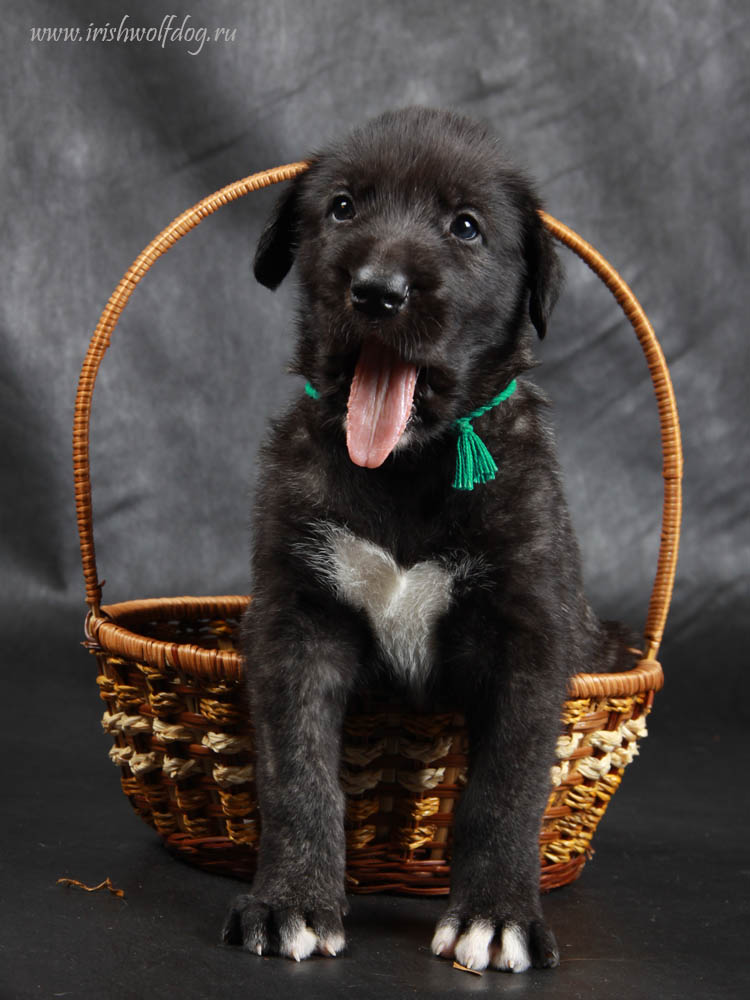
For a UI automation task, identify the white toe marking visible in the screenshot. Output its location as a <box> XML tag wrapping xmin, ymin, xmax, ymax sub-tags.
<box><xmin>281</xmin><ymin>922</ymin><xmax>318</xmax><ymax>962</ymax></box>
<box><xmin>317</xmin><ymin>931</ymin><xmax>346</xmax><ymax>957</ymax></box>
<box><xmin>454</xmin><ymin>920</ymin><xmax>494</xmax><ymax>971</ymax></box>
<box><xmin>492</xmin><ymin>923</ymin><xmax>531</xmax><ymax>973</ymax></box>
<box><xmin>431</xmin><ymin>918</ymin><xmax>460</xmax><ymax>958</ymax></box>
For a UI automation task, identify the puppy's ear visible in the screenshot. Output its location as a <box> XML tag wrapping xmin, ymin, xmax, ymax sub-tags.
<box><xmin>253</xmin><ymin>177</ymin><xmax>303</xmax><ymax>290</ymax></box>
<box><xmin>524</xmin><ymin>210</ymin><xmax>563</xmax><ymax>339</ymax></box>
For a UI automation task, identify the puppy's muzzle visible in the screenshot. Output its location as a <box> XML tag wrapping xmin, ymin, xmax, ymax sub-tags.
<box><xmin>350</xmin><ymin>266</ymin><xmax>409</xmax><ymax>318</ymax></box>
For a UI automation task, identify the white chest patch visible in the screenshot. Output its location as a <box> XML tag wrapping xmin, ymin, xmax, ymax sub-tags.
<box><xmin>305</xmin><ymin>524</ymin><xmax>454</xmax><ymax>686</ymax></box>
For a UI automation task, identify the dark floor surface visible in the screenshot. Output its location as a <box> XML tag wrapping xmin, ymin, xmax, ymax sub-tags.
<box><xmin>2</xmin><ymin>623</ymin><xmax>748</xmax><ymax>1000</ymax></box>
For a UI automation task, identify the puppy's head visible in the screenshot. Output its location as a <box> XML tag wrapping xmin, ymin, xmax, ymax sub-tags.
<box><xmin>254</xmin><ymin>108</ymin><xmax>561</xmax><ymax>468</ymax></box>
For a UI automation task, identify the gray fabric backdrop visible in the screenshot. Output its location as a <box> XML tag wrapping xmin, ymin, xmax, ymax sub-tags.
<box><xmin>3</xmin><ymin>0</ymin><xmax>748</xmax><ymax>738</ymax></box>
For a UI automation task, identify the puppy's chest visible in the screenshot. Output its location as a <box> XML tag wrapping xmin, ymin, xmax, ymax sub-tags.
<box><xmin>305</xmin><ymin>523</ymin><xmax>466</xmax><ymax>685</ymax></box>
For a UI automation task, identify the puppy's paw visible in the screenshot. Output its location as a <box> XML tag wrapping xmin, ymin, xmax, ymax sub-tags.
<box><xmin>431</xmin><ymin>912</ymin><xmax>558</xmax><ymax>973</ymax></box>
<box><xmin>223</xmin><ymin>894</ymin><xmax>345</xmax><ymax>960</ymax></box>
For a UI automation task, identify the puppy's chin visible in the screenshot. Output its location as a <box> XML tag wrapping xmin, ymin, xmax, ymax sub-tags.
<box><xmin>392</xmin><ymin>427</ymin><xmax>416</xmax><ymax>453</ymax></box>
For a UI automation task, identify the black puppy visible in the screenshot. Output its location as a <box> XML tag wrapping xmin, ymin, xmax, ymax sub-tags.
<box><xmin>223</xmin><ymin>108</ymin><xmax>633</xmax><ymax>972</ymax></box>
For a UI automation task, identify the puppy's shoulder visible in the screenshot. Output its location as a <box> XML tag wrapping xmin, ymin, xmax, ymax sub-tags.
<box><xmin>256</xmin><ymin>396</ymin><xmax>336</xmax><ymax>508</ymax></box>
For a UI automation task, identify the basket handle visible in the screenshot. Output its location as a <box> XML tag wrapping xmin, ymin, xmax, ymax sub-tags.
<box><xmin>73</xmin><ymin>162</ymin><xmax>309</xmax><ymax>619</ymax></box>
<box><xmin>538</xmin><ymin>212</ymin><xmax>682</xmax><ymax>660</ymax></box>
<box><xmin>74</xmin><ymin>165</ymin><xmax>682</xmax><ymax>660</ymax></box>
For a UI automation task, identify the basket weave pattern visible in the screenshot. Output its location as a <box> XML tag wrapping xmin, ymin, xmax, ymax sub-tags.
<box><xmin>75</xmin><ymin>164</ymin><xmax>682</xmax><ymax>894</ymax></box>
<box><xmin>90</xmin><ymin>596</ymin><xmax>659</xmax><ymax>893</ymax></box>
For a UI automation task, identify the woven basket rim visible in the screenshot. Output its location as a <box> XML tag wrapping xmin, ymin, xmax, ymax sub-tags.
<box><xmin>90</xmin><ymin>594</ymin><xmax>664</xmax><ymax>698</ymax></box>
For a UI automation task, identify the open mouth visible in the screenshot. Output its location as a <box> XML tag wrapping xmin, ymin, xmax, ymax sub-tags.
<box><xmin>346</xmin><ymin>336</ymin><xmax>419</xmax><ymax>469</ymax></box>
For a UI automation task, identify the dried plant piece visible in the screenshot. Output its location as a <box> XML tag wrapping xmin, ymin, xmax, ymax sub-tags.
<box><xmin>57</xmin><ymin>876</ymin><xmax>125</xmax><ymax>899</ymax></box>
<box><xmin>452</xmin><ymin>961</ymin><xmax>482</xmax><ymax>976</ymax></box>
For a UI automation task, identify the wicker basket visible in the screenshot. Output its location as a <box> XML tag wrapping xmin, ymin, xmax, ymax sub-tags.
<box><xmin>73</xmin><ymin>163</ymin><xmax>682</xmax><ymax>894</ymax></box>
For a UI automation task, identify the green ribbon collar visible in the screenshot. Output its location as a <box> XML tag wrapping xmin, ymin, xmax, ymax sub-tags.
<box><xmin>304</xmin><ymin>378</ymin><xmax>518</xmax><ymax>491</ymax></box>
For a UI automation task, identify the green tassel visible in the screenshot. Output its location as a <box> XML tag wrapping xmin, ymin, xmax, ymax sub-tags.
<box><xmin>451</xmin><ymin>379</ymin><xmax>518</xmax><ymax>491</ymax></box>
<box><xmin>452</xmin><ymin>417</ymin><xmax>499</xmax><ymax>490</ymax></box>
<box><xmin>304</xmin><ymin>381</ymin><xmax>320</xmax><ymax>400</ymax></box>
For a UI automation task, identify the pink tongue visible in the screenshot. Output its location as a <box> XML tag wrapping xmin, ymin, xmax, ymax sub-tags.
<box><xmin>346</xmin><ymin>338</ymin><xmax>418</xmax><ymax>468</ymax></box>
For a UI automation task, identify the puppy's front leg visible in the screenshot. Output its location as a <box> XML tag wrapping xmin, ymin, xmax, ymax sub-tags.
<box><xmin>223</xmin><ymin>613</ymin><xmax>354</xmax><ymax>960</ymax></box>
<box><xmin>432</xmin><ymin>644</ymin><xmax>565</xmax><ymax>973</ymax></box>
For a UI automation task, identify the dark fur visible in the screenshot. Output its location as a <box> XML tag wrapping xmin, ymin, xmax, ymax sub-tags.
<box><xmin>223</xmin><ymin>109</ymin><xmax>635</xmax><ymax>969</ymax></box>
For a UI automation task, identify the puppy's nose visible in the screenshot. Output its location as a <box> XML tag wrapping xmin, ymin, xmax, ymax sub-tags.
<box><xmin>350</xmin><ymin>267</ymin><xmax>409</xmax><ymax>317</ymax></box>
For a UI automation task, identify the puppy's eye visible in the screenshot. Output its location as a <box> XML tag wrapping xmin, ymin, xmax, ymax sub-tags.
<box><xmin>331</xmin><ymin>195</ymin><xmax>356</xmax><ymax>221</ymax></box>
<box><xmin>450</xmin><ymin>213</ymin><xmax>481</xmax><ymax>241</ymax></box>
